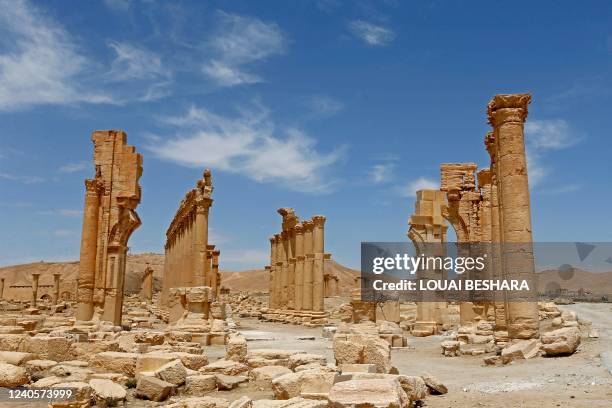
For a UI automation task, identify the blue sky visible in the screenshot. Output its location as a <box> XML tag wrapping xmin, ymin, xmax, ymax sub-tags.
<box><xmin>1</xmin><ymin>0</ymin><xmax>611</xmax><ymax>270</ymax></box>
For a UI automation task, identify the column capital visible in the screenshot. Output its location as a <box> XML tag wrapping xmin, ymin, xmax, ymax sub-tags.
<box><xmin>294</xmin><ymin>223</ymin><xmax>304</xmax><ymax>234</ymax></box>
<box><xmin>487</xmin><ymin>93</ymin><xmax>531</xmax><ymax>126</ymax></box>
<box><xmin>311</xmin><ymin>215</ymin><xmax>326</xmax><ymax>227</ymax></box>
<box><xmin>302</xmin><ymin>220</ymin><xmax>314</xmax><ymax>232</ymax></box>
<box><xmin>484</xmin><ymin>131</ymin><xmax>496</xmax><ymax>155</ymax></box>
<box><xmin>195</xmin><ymin>197</ymin><xmax>213</xmax><ymax>213</ymax></box>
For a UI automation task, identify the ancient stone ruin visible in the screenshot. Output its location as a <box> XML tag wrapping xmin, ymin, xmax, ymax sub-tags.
<box><xmin>161</xmin><ymin>169</ymin><xmax>223</xmax><ymax>326</ymax></box>
<box><xmin>264</xmin><ymin>209</ymin><xmax>331</xmax><ymax>325</ymax></box>
<box><xmin>76</xmin><ymin>130</ymin><xmax>142</xmax><ymax>327</ymax></box>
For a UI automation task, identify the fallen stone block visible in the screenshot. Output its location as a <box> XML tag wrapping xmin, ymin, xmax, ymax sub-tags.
<box><xmin>272</xmin><ymin>369</ymin><xmax>336</xmax><ymax>400</ymax></box>
<box><xmin>25</xmin><ymin>336</ymin><xmax>73</xmax><ymax>362</ymax></box>
<box><xmin>184</xmin><ymin>374</ymin><xmax>217</xmax><ymax>395</ymax></box>
<box><xmin>91</xmin><ymin>351</ymin><xmax>138</xmax><ymax>377</ymax></box>
<box><xmin>215</xmin><ymin>373</ymin><xmax>247</xmax><ymax>390</ymax></box>
<box><xmin>200</xmin><ymin>359</ymin><xmax>249</xmax><ymax>376</ymax></box>
<box><xmin>328</xmin><ymin>378</ymin><xmax>409</xmax><ymax>408</ymax></box>
<box><xmin>154</xmin><ymin>359</ymin><xmax>187</xmax><ymax>386</ymax></box>
<box><xmin>249</xmin><ymin>365</ymin><xmax>292</xmax><ymax>390</ymax></box>
<box><xmin>136</xmin><ymin>375</ymin><xmax>177</xmax><ymax>402</ymax></box>
<box><xmin>501</xmin><ymin>339</ymin><xmax>540</xmax><ymax>364</ymax></box>
<box><xmin>0</xmin><ymin>350</ymin><xmax>38</xmax><ymax>366</ymax></box>
<box><xmin>226</xmin><ymin>334</ymin><xmax>248</xmax><ymax>363</ymax></box>
<box><xmin>0</xmin><ymin>363</ymin><xmax>29</xmax><ymax>387</ymax></box>
<box><xmin>421</xmin><ymin>372</ymin><xmax>447</xmax><ymax>395</ymax></box>
<box><xmin>541</xmin><ymin>327</ymin><xmax>581</xmax><ymax>356</ymax></box>
<box><xmin>89</xmin><ymin>378</ymin><xmax>127</xmax><ymax>407</ymax></box>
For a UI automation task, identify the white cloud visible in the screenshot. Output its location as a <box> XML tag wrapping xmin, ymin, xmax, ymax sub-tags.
<box><xmin>369</xmin><ymin>163</ymin><xmax>395</xmax><ymax>183</ymax></box>
<box><xmin>149</xmin><ymin>104</ymin><xmax>344</xmax><ymax>193</ymax></box>
<box><xmin>348</xmin><ymin>20</ymin><xmax>395</xmax><ymax>46</ymax></box>
<box><xmin>396</xmin><ymin>177</ymin><xmax>438</xmax><ymax>197</ymax></box>
<box><xmin>0</xmin><ymin>172</ymin><xmax>44</xmax><ymax>184</ymax></box>
<box><xmin>107</xmin><ymin>41</ymin><xmax>168</xmax><ymax>82</ymax></box>
<box><xmin>304</xmin><ymin>95</ymin><xmax>344</xmax><ymax>118</ymax></box>
<box><xmin>525</xmin><ymin>119</ymin><xmax>580</xmax><ymax>150</ymax></box>
<box><xmin>0</xmin><ymin>0</ymin><xmax>112</xmax><ymax>111</ymax></box>
<box><xmin>221</xmin><ymin>249</ymin><xmax>269</xmax><ymax>265</ymax></box>
<box><xmin>59</xmin><ymin>161</ymin><xmax>88</xmax><ymax>173</ymax></box>
<box><xmin>202</xmin><ymin>60</ymin><xmax>260</xmax><ymax>87</ymax></box>
<box><xmin>524</xmin><ymin>118</ymin><xmax>581</xmax><ymax>187</ymax></box>
<box><xmin>203</xmin><ymin>11</ymin><xmax>287</xmax><ymax>87</ymax></box>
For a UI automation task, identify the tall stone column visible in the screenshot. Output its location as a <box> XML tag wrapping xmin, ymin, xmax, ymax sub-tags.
<box><xmin>31</xmin><ymin>273</ymin><xmax>40</xmax><ymax>307</ymax></box>
<box><xmin>194</xmin><ymin>198</ymin><xmax>212</xmax><ymax>287</ymax></box>
<box><xmin>488</xmin><ymin>93</ymin><xmax>539</xmax><ymax>339</ymax></box>
<box><xmin>280</xmin><ymin>231</ymin><xmax>289</xmax><ymax>309</ymax></box>
<box><xmin>294</xmin><ymin>224</ymin><xmax>304</xmax><ymax>311</ymax></box>
<box><xmin>141</xmin><ymin>266</ymin><xmax>154</xmax><ymax>302</ymax></box>
<box><xmin>486</xmin><ymin>131</ymin><xmax>507</xmax><ymax>330</ymax></box>
<box><xmin>287</xmin><ymin>229</ymin><xmax>296</xmax><ymax>310</ymax></box>
<box><xmin>76</xmin><ymin>178</ymin><xmax>102</xmax><ymax>321</ymax></box>
<box><xmin>0</xmin><ymin>278</ymin><xmax>5</xmax><ymax>300</ymax></box>
<box><xmin>312</xmin><ymin>216</ymin><xmax>326</xmax><ymax>313</ymax></box>
<box><xmin>53</xmin><ymin>273</ymin><xmax>61</xmax><ymax>305</ymax></box>
<box><xmin>212</xmin><ymin>249</ymin><xmax>220</xmax><ymax>298</ymax></box>
<box><xmin>302</xmin><ymin>221</ymin><xmax>314</xmax><ymax>311</ymax></box>
<box><xmin>274</xmin><ymin>234</ymin><xmax>284</xmax><ymax>309</ymax></box>
<box><xmin>269</xmin><ymin>237</ymin><xmax>277</xmax><ymax>309</ymax></box>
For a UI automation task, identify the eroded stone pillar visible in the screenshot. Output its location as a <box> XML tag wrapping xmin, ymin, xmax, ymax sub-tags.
<box><xmin>53</xmin><ymin>273</ymin><xmax>61</xmax><ymax>305</ymax></box>
<box><xmin>76</xmin><ymin>131</ymin><xmax>142</xmax><ymax>326</ymax></box>
<box><xmin>274</xmin><ymin>234</ymin><xmax>284</xmax><ymax>309</ymax></box>
<box><xmin>312</xmin><ymin>215</ymin><xmax>326</xmax><ymax>312</ymax></box>
<box><xmin>141</xmin><ymin>266</ymin><xmax>154</xmax><ymax>302</ymax></box>
<box><xmin>294</xmin><ymin>224</ymin><xmax>304</xmax><ymax>311</ymax></box>
<box><xmin>488</xmin><ymin>93</ymin><xmax>539</xmax><ymax>340</ymax></box>
<box><xmin>76</xmin><ymin>178</ymin><xmax>102</xmax><ymax>321</ymax></box>
<box><xmin>31</xmin><ymin>273</ymin><xmax>40</xmax><ymax>307</ymax></box>
<box><xmin>0</xmin><ymin>278</ymin><xmax>4</xmax><ymax>300</ymax></box>
<box><xmin>268</xmin><ymin>237</ymin><xmax>277</xmax><ymax>309</ymax></box>
<box><xmin>212</xmin><ymin>249</ymin><xmax>220</xmax><ymax>298</ymax></box>
<box><xmin>302</xmin><ymin>221</ymin><xmax>314</xmax><ymax>311</ymax></box>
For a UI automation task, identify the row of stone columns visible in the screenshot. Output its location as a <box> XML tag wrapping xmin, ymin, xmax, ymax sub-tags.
<box><xmin>267</xmin><ymin>208</ymin><xmax>328</xmax><ymax>322</ymax></box>
<box><xmin>161</xmin><ymin>169</ymin><xmax>221</xmax><ymax>305</ymax></box>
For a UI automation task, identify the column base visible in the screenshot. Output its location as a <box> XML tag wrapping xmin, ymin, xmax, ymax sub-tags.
<box><xmin>412</xmin><ymin>321</ymin><xmax>437</xmax><ymax>337</ymax></box>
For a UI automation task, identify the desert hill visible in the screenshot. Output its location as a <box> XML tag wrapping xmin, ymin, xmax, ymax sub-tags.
<box><xmin>0</xmin><ymin>253</ymin><xmax>360</xmax><ymax>300</ymax></box>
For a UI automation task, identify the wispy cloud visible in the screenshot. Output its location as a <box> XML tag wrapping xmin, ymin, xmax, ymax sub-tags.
<box><xmin>107</xmin><ymin>41</ymin><xmax>168</xmax><ymax>82</ymax></box>
<box><xmin>53</xmin><ymin>229</ymin><xmax>77</xmax><ymax>237</ymax></box>
<box><xmin>0</xmin><ymin>172</ymin><xmax>44</xmax><ymax>184</ymax></box>
<box><xmin>369</xmin><ymin>162</ymin><xmax>395</xmax><ymax>183</ymax></box>
<box><xmin>525</xmin><ymin>118</ymin><xmax>581</xmax><ymax>187</ymax></box>
<box><xmin>148</xmin><ymin>104</ymin><xmax>344</xmax><ymax>193</ymax></box>
<box><xmin>0</xmin><ymin>0</ymin><xmax>112</xmax><ymax>111</ymax></box>
<box><xmin>396</xmin><ymin>177</ymin><xmax>438</xmax><ymax>197</ymax></box>
<box><xmin>348</xmin><ymin>20</ymin><xmax>395</xmax><ymax>46</ymax></box>
<box><xmin>37</xmin><ymin>209</ymin><xmax>82</xmax><ymax>217</ymax></box>
<box><xmin>202</xmin><ymin>11</ymin><xmax>287</xmax><ymax>87</ymax></box>
<box><xmin>304</xmin><ymin>95</ymin><xmax>344</xmax><ymax>118</ymax></box>
<box><xmin>539</xmin><ymin>184</ymin><xmax>581</xmax><ymax>195</ymax></box>
<box><xmin>59</xmin><ymin>161</ymin><xmax>88</xmax><ymax>173</ymax></box>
